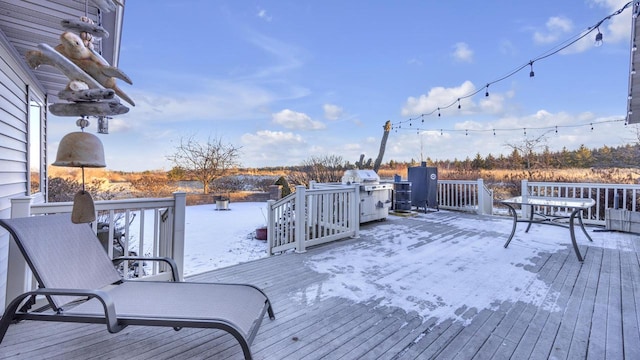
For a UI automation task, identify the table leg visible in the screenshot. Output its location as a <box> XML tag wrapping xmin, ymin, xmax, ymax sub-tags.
<box><xmin>504</xmin><ymin>203</ymin><xmax>518</xmax><ymax>248</ymax></box>
<box><xmin>569</xmin><ymin>209</ymin><xmax>584</xmax><ymax>262</ymax></box>
<box><xmin>525</xmin><ymin>204</ymin><xmax>534</xmax><ymax>233</ymax></box>
<box><xmin>577</xmin><ymin>209</ymin><xmax>594</xmax><ymax>242</ymax></box>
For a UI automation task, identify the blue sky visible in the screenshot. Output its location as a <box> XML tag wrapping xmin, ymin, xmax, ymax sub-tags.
<box><xmin>48</xmin><ymin>0</ymin><xmax>638</xmax><ymax>171</ymax></box>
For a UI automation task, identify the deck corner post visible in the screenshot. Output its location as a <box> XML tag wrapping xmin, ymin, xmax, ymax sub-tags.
<box><xmin>6</xmin><ymin>196</ymin><xmax>35</xmax><ymax>310</ymax></box>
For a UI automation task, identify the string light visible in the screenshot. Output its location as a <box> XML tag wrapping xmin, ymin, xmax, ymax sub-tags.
<box><xmin>396</xmin><ymin>118</ymin><xmax>625</xmax><ymax>136</ymax></box>
<box><xmin>595</xmin><ymin>27</ymin><xmax>604</xmax><ymax>46</ymax></box>
<box><xmin>390</xmin><ymin>1</ymin><xmax>633</xmax><ymax>132</ymax></box>
<box><xmin>529</xmin><ymin>61</ymin><xmax>535</xmax><ymax>78</ymax></box>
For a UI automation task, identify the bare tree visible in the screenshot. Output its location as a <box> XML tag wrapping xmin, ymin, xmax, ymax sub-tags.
<box><xmin>167</xmin><ymin>136</ymin><xmax>241</xmax><ymax>194</ymax></box>
<box><xmin>504</xmin><ymin>130</ymin><xmax>552</xmax><ymax>172</ymax></box>
<box><xmin>288</xmin><ymin>154</ymin><xmax>346</xmax><ymax>186</ymax></box>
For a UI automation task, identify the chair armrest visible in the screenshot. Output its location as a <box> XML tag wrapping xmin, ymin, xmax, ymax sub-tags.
<box><xmin>112</xmin><ymin>256</ymin><xmax>180</xmax><ymax>281</ymax></box>
<box><xmin>2</xmin><ymin>288</ymin><xmax>124</xmax><ymax>334</ymax></box>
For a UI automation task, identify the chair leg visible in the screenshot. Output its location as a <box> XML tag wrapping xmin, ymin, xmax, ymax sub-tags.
<box><xmin>0</xmin><ymin>293</ymin><xmax>34</xmax><ymax>343</ymax></box>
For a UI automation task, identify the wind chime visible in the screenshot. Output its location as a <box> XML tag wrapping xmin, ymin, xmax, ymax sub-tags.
<box><xmin>53</xmin><ymin>117</ymin><xmax>106</xmax><ymax>223</ymax></box>
<box><xmin>26</xmin><ymin>0</ymin><xmax>133</xmax><ymax>223</ymax></box>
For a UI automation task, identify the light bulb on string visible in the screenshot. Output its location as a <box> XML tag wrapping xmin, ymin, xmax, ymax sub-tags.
<box><xmin>529</xmin><ymin>61</ymin><xmax>535</xmax><ymax>78</ymax></box>
<box><xmin>440</xmin><ymin>129</ymin><xmax>443</xmax><ymax>136</ymax></box>
<box><xmin>591</xmin><ymin>123</ymin><xmax>594</xmax><ymax>131</ymax></box>
<box><xmin>594</xmin><ymin>27</ymin><xmax>603</xmax><ymax>47</ymax></box>
<box><xmin>457</xmin><ymin>98</ymin><xmax>461</xmax><ymax>109</ymax></box>
<box><xmin>493</xmin><ymin>129</ymin><xmax>496</xmax><ymax>136</ymax></box>
<box><xmin>485</xmin><ymin>84</ymin><xmax>490</xmax><ymax>97</ymax></box>
<box><xmin>438</xmin><ymin>107</ymin><xmax>441</xmax><ymax>117</ymax></box>
<box><xmin>555</xmin><ymin>126</ymin><xmax>558</xmax><ymax>134</ymax></box>
<box><xmin>421</xmin><ymin>114</ymin><xmax>424</xmax><ymax>123</ymax></box>
<box><xmin>465</xmin><ymin>129</ymin><xmax>468</xmax><ymax>136</ymax></box>
<box><xmin>523</xmin><ymin>128</ymin><xmax>527</xmax><ymax>136</ymax></box>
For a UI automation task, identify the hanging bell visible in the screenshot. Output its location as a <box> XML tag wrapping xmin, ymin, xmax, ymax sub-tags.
<box><xmin>53</xmin><ymin>131</ymin><xmax>106</xmax><ymax>168</ymax></box>
<box><xmin>71</xmin><ymin>190</ymin><xmax>96</xmax><ymax>223</ymax></box>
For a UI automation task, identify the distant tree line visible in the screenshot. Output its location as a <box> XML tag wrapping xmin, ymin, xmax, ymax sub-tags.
<box><xmin>387</xmin><ymin>143</ymin><xmax>640</xmax><ymax>171</ymax></box>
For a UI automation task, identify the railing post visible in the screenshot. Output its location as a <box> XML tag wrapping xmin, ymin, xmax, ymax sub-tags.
<box><xmin>172</xmin><ymin>192</ymin><xmax>186</xmax><ymax>281</ymax></box>
<box><xmin>267</xmin><ymin>200</ymin><xmax>275</xmax><ymax>256</ymax></box>
<box><xmin>295</xmin><ymin>186</ymin><xmax>306</xmax><ymax>253</ymax></box>
<box><xmin>477</xmin><ymin>179</ymin><xmax>487</xmax><ymax>215</ymax></box>
<box><xmin>521</xmin><ymin>180</ymin><xmax>529</xmax><ymax>218</ymax></box>
<box><xmin>352</xmin><ymin>184</ymin><xmax>360</xmax><ymax>238</ymax></box>
<box><xmin>6</xmin><ymin>197</ymin><xmax>34</xmax><ymax>310</ymax></box>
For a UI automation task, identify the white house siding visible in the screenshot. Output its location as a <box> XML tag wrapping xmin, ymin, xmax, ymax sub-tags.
<box><xmin>0</xmin><ymin>33</ymin><xmax>46</xmax><ymax>309</ymax></box>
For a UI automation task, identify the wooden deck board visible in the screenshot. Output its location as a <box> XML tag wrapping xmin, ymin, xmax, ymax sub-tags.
<box><xmin>1</xmin><ymin>211</ymin><xmax>639</xmax><ymax>359</ymax></box>
<box><xmin>620</xmin><ymin>250</ymin><xmax>640</xmax><ymax>360</ymax></box>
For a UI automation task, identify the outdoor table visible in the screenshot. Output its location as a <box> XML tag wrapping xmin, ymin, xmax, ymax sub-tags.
<box><xmin>500</xmin><ymin>196</ymin><xmax>596</xmax><ymax>261</ymax></box>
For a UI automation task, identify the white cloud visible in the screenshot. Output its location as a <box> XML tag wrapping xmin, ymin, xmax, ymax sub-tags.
<box><xmin>272</xmin><ymin>109</ymin><xmax>326</xmax><ymax>130</ymax></box>
<box><xmin>590</xmin><ymin>0</ymin><xmax>632</xmax><ymax>43</ymax></box>
<box><xmin>407</xmin><ymin>57</ymin><xmax>423</xmax><ymax>66</ymax></box>
<box><xmin>240</xmin><ymin>130</ymin><xmax>310</xmax><ymax>166</ymax></box>
<box><xmin>533</xmin><ymin>16</ymin><xmax>573</xmax><ymax>44</ymax></box>
<box><xmin>401</xmin><ymin>81</ymin><xmax>507</xmax><ymax>117</ymax></box>
<box><xmin>323</xmin><ymin>104</ymin><xmax>343</xmax><ymax>120</ymax></box>
<box><xmin>241</xmin><ymin>129</ymin><xmax>304</xmax><ymax>145</ymax></box>
<box><xmin>257</xmin><ymin>8</ymin><xmax>272</xmax><ymax>22</ymax></box>
<box><xmin>540</xmin><ymin>1</ymin><xmax>631</xmax><ymax>54</ymax></box>
<box><xmin>452</xmin><ymin>42</ymin><xmax>474</xmax><ymax>63</ymax></box>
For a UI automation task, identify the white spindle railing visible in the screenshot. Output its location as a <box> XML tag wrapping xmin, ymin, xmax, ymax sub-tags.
<box><xmin>6</xmin><ymin>192</ymin><xmax>186</xmax><ymax>305</ymax></box>
<box><xmin>521</xmin><ymin>180</ymin><xmax>640</xmax><ymax>225</ymax></box>
<box><xmin>437</xmin><ymin>179</ymin><xmax>493</xmax><ymax>215</ymax></box>
<box><xmin>267</xmin><ymin>184</ymin><xmax>358</xmax><ymax>255</ymax></box>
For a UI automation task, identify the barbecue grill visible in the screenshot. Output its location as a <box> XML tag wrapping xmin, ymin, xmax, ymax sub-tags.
<box><xmin>342</xmin><ymin>169</ymin><xmax>393</xmax><ymax>223</ymax></box>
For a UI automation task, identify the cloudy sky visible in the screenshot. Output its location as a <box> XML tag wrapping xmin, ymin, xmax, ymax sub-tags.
<box><xmin>48</xmin><ymin>0</ymin><xmax>638</xmax><ymax>171</ymax></box>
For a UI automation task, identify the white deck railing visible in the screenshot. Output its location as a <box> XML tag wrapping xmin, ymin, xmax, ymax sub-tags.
<box><xmin>438</xmin><ymin>179</ymin><xmax>493</xmax><ymax>215</ymax></box>
<box><xmin>6</xmin><ymin>192</ymin><xmax>186</xmax><ymax>305</ymax></box>
<box><xmin>267</xmin><ymin>184</ymin><xmax>358</xmax><ymax>254</ymax></box>
<box><xmin>521</xmin><ymin>180</ymin><xmax>640</xmax><ymax>225</ymax></box>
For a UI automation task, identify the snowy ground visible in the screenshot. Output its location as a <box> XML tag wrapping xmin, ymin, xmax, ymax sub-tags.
<box><xmin>128</xmin><ymin>202</ymin><xmax>635</xmax><ymax>325</ymax></box>
<box><xmin>182</xmin><ymin>202</ymin><xmax>270</xmax><ymax>276</ymax></box>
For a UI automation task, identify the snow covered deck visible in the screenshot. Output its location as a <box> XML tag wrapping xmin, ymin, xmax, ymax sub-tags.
<box><xmin>1</xmin><ymin>210</ymin><xmax>639</xmax><ymax>359</ymax></box>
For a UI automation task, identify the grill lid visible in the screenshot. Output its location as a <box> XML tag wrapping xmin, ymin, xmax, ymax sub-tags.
<box><xmin>342</xmin><ymin>169</ymin><xmax>380</xmax><ymax>184</ymax></box>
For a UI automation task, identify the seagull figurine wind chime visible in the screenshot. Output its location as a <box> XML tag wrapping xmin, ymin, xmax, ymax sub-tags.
<box><xmin>25</xmin><ymin>0</ymin><xmax>133</xmax><ymax>223</ymax></box>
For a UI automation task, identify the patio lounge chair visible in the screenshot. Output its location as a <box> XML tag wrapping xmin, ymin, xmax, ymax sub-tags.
<box><xmin>0</xmin><ymin>214</ymin><xmax>274</xmax><ymax>360</ymax></box>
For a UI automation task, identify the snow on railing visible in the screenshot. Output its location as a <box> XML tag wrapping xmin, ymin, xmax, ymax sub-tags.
<box><xmin>438</xmin><ymin>179</ymin><xmax>493</xmax><ymax>215</ymax></box>
<box><xmin>522</xmin><ymin>180</ymin><xmax>640</xmax><ymax>225</ymax></box>
<box><xmin>267</xmin><ymin>184</ymin><xmax>358</xmax><ymax>255</ymax></box>
<box><xmin>7</xmin><ymin>192</ymin><xmax>186</xmax><ymax>301</ymax></box>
